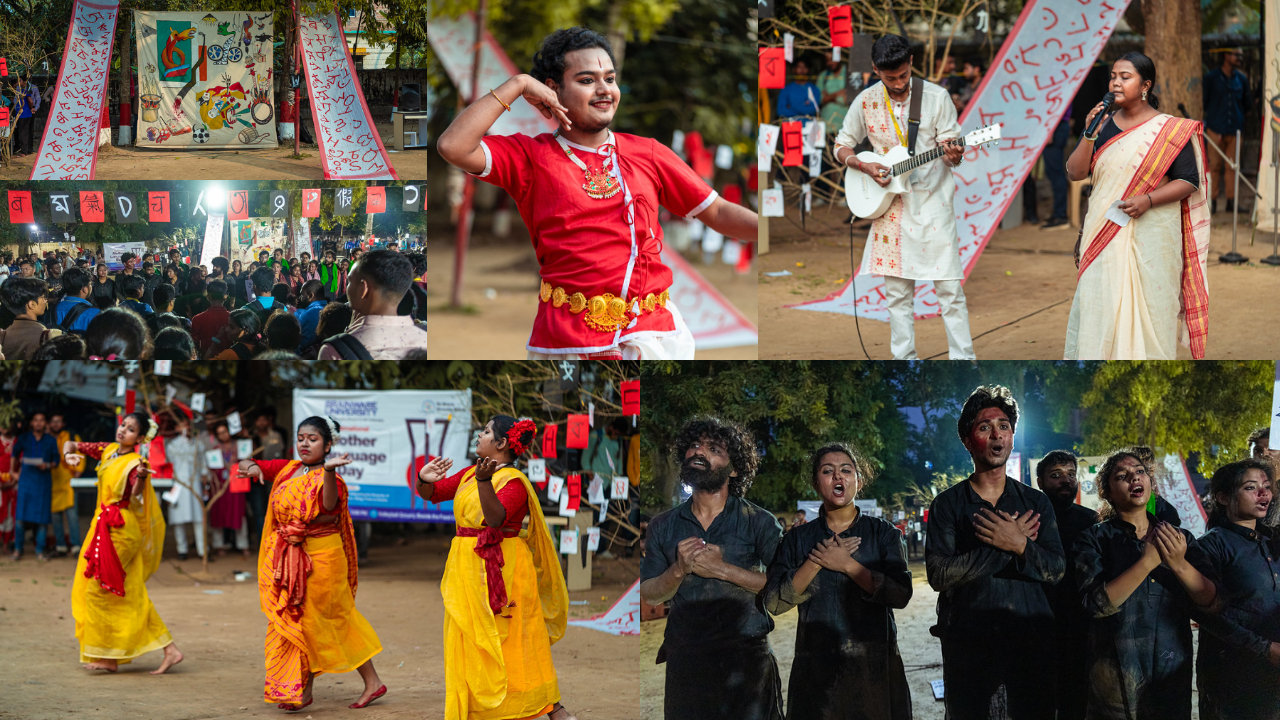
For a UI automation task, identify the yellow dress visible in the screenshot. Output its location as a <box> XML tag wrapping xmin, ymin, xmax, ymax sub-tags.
<box><xmin>442</xmin><ymin>467</ymin><xmax>569</xmax><ymax>720</ymax></box>
<box><xmin>71</xmin><ymin>443</ymin><xmax>170</xmax><ymax>663</ymax></box>
<box><xmin>257</xmin><ymin>460</ymin><xmax>382</xmax><ymax>704</ymax></box>
<box><xmin>50</xmin><ymin>430</ymin><xmax>84</xmax><ymax>515</ymax></box>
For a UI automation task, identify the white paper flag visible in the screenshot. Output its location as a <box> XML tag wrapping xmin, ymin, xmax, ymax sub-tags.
<box><xmin>164</xmin><ymin>383</ymin><xmax>177</xmax><ymax>405</ymax></box>
<box><xmin>527</xmin><ymin>458</ymin><xmax>547</xmax><ymax>486</ymax></box>
<box><xmin>611</xmin><ymin>476</ymin><xmax>630</xmax><ymax>500</ymax></box>
<box><xmin>811</xmin><ymin>121</ymin><xmax>827</xmax><ymax>148</ymax></box>
<box><xmin>588</xmin><ymin>474</ymin><xmax>606</xmax><ymax>505</ymax></box>
<box><xmin>599</xmin><ymin>503</ymin><xmax>609</xmax><ymax>523</ymax></box>
<box><xmin>833</xmin><ymin>46</ymin><xmax>841</xmax><ymax>62</ymax></box>
<box><xmin>589</xmin><ymin>402</ymin><xmax>595</xmax><ymax>428</ymax></box>
<box><xmin>226</xmin><ymin>411</ymin><xmax>242</xmax><ymax>435</ymax></box>
<box><xmin>558</xmin><ymin>491</ymin><xmax>575</xmax><ymax>518</ymax></box>
<box><xmin>801</xmin><ymin>121</ymin><xmax>815</xmax><ymax>155</ymax></box>
<box><xmin>809</xmin><ymin>150</ymin><xmax>821</xmax><ymax>178</ymax></box>
<box><xmin>762</xmin><ymin>188</ymin><xmax>785</xmax><ymax>217</ymax></box>
<box><xmin>559</xmin><ymin>529</ymin><xmax>578</xmax><ymax>555</ymax></box>
<box><xmin>235</xmin><ymin>439</ymin><xmax>253</xmax><ymax>461</ymax></box>
<box><xmin>715</xmin><ymin>144</ymin><xmax>734</xmax><ymax>170</ymax></box>
<box><xmin>547</xmin><ymin>474</ymin><xmax>565</xmax><ymax>501</ymax></box>
<box><xmin>802</xmin><ymin>183</ymin><xmax>813</xmax><ymax>213</ymax></box>
<box><xmin>587</xmin><ymin>527</ymin><xmax>601</xmax><ymax>552</ymax></box>
<box><xmin>722</xmin><ymin>240</ymin><xmax>742</xmax><ymax>266</ymax></box>
<box><xmin>190</xmin><ymin>393</ymin><xmax>206</xmax><ymax>413</ymax></box>
<box><xmin>161</xmin><ymin>485</ymin><xmax>183</xmax><ymax>504</ymax></box>
<box><xmin>758</xmin><ymin>123</ymin><xmax>780</xmax><ymax>173</ymax></box>
<box><xmin>205</xmin><ymin>449</ymin><xmax>225</xmax><ymax>469</ymax></box>
<box><xmin>783</xmin><ymin>33</ymin><xmax>794</xmax><ymax>62</ymax></box>
<box><xmin>702</xmin><ymin>228</ymin><xmax>724</xmax><ymax>254</ymax></box>
<box><xmin>154</xmin><ymin>360</ymin><xmax>172</xmax><ymax>376</ymax></box>
<box><xmin>116</xmin><ymin>376</ymin><xmax>126</xmax><ymax>397</ymax></box>
<box><xmin>672</xmin><ymin>129</ymin><xmax>685</xmax><ymax>155</ymax></box>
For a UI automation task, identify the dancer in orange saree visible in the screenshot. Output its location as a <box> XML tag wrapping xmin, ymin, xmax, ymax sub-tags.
<box><xmin>416</xmin><ymin>415</ymin><xmax>574</xmax><ymax>720</ymax></box>
<box><xmin>63</xmin><ymin>412</ymin><xmax>184</xmax><ymax>674</ymax></box>
<box><xmin>1064</xmin><ymin>52</ymin><xmax>1211</xmax><ymax>360</ymax></box>
<box><xmin>237</xmin><ymin>415</ymin><xmax>385</xmax><ymax>712</ymax></box>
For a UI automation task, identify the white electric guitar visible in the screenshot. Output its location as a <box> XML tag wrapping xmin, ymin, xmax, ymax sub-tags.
<box><xmin>844</xmin><ymin>123</ymin><xmax>1002</xmax><ymax>219</ymax></box>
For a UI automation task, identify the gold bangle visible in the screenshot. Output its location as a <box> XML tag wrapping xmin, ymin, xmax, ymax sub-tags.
<box><xmin>489</xmin><ymin>88</ymin><xmax>512</xmax><ymax>113</ymax></box>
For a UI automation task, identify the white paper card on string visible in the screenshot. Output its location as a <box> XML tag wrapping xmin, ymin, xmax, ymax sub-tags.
<box><xmin>599</xmin><ymin>503</ymin><xmax>609</xmax><ymax>523</ymax></box>
<box><xmin>809</xmin><ymin>150</ymin><xmax>821</xmax><ymax>178</ymax></box>
<box><xmin>811</xmin><ymin>121</ymin><xmax>827</xmax><ymax>148</ymax></box>
<box><xmin>758</xmin><ymin>123</ymin><xmax>780</xmax><ymax>173</ymax></box>
<box><xmin>702</xmin><ymin>227</ymin><xmax>724</xmax><ymax>254</ymax></box>
<box><xmin>833</xmin><ymin>46</ymin><xmax>841</xmax><ymax>62</ymax></box>
<box><xmin>588</xmin><ymin>402</ymin><xmax>595</xmax><ymax>428</ymax></box>
<box><xmin>587</xmin><ymin>527</ymin><xmax>601</xmax><ymax>552</ymax></box>
<box><xmin>547</xmin><ymin>474</ymin><xmax>565</xmax><ymax>502</ymax></box>
<box><xmin>688</xmin><ymin>218</ymin><xmax>706</xmax><ymax>241</ymax></box>
<box><xmin>162</xmin><ymin>485</ymin><xmax>183</xmax><ymax>504</ymax></box>
<box><xmin>672</xmin><ymin>129</ymin><xmax>685</xmax><ymax>155</ymax></box>
<box><xmin>802</xmin><ymin>183</ymin><xmax>813</xmax><ymax>213</ymax></box>
<box><xmin>611</xmin><ymin>475</ymin><xmax>629</xmax><ymax>500</ymax></box>
<box><xmin>762</xmin><ymin>188</ymin><xmax>785</xmax><ymax>217</ymax></box>
<box><xmin>783</xmin><ymin>33</ymin><xmax>794</xmax><ymax>62</ymax></box>
<box><xmin>588</xmin><ymin>474</ymin><xmax>606</xmax><ymax>505</ymax></box>
<box><xmin>190</xmin><ymin>393</ymin><xmax>206</xmax><ymax>413</ymax></box>
<box><xmin>715</xmin><ymin>144</ymin><xmax>734</xmax><ymax>170</ymax></box>
<box><xmin>226</xmin><ymin>411</ymin><xmax>242</xmax><ymax>435</ymax></box>
<box><xmin>205</xmin><ymin>449</ymin><xmax>225</xmax><ymax>469</ymax></box>
<box><xmin>528</xmin><ymin>458</ymin><xmax>547</xmax><ymax>485</ymax></box>
<box><xmin>116</xmin><ymin>376</ymin><xmax>126</xmax><ymax>397</ymax></box>
<box><xmin>722</xmin><ymin>239</ymin><xmax>742</xmax><ymax>266</ymax></box>
<box><xmin>558</xmin><ymin>491</ymin><xmax>575</xmax><ymax>518</ymax></box>
<box><xmin>164</xmin><ymin>384</ymin><xmax>177</xmax><ymax>405</ymax></box>
<box><xmin>559</xmin><ymin>529</ymin><xmax>578</xmax><ymax>555</ymax></box>
<box><xmin>801</xmin><ymin>121</ymin><xmax>815</xmax><ymax>155</ymax></box>
<box><xmin>154</xmin><ymin>360</ymin><xmax>172</xmax><ymax>376</ymax></box>
<box><xmin>236</xmin><ymin>439</ymin><xmax>253</xmax><ymax>461</ymax></box>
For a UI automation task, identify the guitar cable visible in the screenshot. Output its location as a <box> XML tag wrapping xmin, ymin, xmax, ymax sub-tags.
<box><xmin>849</xmin><ymin>211</ymin><xmax>872</xmax><ymax>360</ymax></box>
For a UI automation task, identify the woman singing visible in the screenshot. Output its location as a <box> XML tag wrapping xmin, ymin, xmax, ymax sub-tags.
<box><xmin>64</xmin><ymin>412</ymin><xmax>184</xmax><ymax>674</ymax></box>
<box><xmin>237</xmin><ymin>416</ymin><xmax>385</xmax><ymax>711</ymax></box>
<box><xmin>1064</xmin><ymin>52</ymin><xmax>1211</xmax><ymax>360</ymax></box>
<box><xmin>416</xmin><ymin>416</ymin><xmax>574</xmax><ymax>720</ymax></box>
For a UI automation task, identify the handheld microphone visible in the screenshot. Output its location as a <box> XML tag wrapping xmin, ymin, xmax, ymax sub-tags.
<box><xmin>1085</xmin><ymin>92</ymin><xmax>1116</xmax><ymax>137</ymax></box>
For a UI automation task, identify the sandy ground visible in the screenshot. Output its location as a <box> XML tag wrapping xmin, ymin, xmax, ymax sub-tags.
<box><xmin>0</xmin><ymin>123</ymin><xmax>425</xmax><ymax>181</ymax></box>
<box><xmin>425</xmin><ymin>242</ymin><xmax>759</xmax><ymax>361</ymax></box>
<box><xmin>640</xmin><ymin>557</ymin><xmax>1204</xmax><ymax>720</ymax></box>
<box><xmin>760</xmin><ymin>198</ymin><xmax>1280</xmax><ymax>360</ymax></box>
<box><xmin>0</xmin><ymin>530</ymin><xmax>639</xmax><ymax>720</ymax></box>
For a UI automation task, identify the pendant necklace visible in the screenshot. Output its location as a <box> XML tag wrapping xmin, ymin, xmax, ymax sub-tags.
<box><xmin>555</xmin><ymin>131</ymin><xmax>622</xmax><ymax>200</ymax></box>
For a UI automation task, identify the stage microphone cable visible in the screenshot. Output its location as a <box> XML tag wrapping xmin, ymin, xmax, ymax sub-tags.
<box><xmin>849</xmin><ymin>217</ymin><xmax>872</xmax><ymax>360</ymax></box>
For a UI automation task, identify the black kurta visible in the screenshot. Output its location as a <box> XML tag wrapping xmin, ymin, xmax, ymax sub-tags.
<box><xmin>763</xmin><ymin>509</ymin><xmax>913</xmax><ymax>720</ymax></box>
<box><xmin>1074</xmin><ymin>513</ymin><xmax>1223</xmax><ymax>720</ymax></box>
<box><xmin>925</xmin><ymin>475</ymin><xmax>1065</xmax><ymax>720</ymax></box>
<box><xmin>1049</xmin><ymin>502</ymin><xmax>1101</xmax><ymax>720</ymax></box>
<box><xmin>1196</xmin><ymin>522</ymin><xmax>1280</xmax><ymax>720</ymax></box>
<box><xmin>641</xmin><ymin>494</ymin><xmax>785</xmax><ymax>720</ymax></box>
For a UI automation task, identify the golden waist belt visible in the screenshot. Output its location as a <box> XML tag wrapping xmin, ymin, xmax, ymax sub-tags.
<box><xmin>539</xmin><ymin>280</ymin><xmax>670</xmax><ymax>333</ymax></box>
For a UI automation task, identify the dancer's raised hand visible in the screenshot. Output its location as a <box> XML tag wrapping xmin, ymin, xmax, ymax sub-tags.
<box><xmin>324</xmin><ymin>453</ymin><xmax>353</xmax><ymax>471</ymax></box>
<box><xmin>237</xmin><ymin>460</ymin><xmax>264</xmax><ymax>483</ymax></box>
<box><xmin>419</xmin><ymin>457</ymin><xmax>453</xmax><ymax>484</ymax></box>
<box><xmin>519</xmin><ymin>75</ymin><xmax>572</xmax><ymax>129</ymax></box>
<box><xmin>474</xmin><ymin>456</ymin><xmax>500</xmax><ymax>482</ymax></box>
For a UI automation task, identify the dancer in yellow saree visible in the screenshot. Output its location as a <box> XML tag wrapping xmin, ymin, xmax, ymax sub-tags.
<box><xmin>416</xmin><ymin>415</ymin><xmax>575</xmax><ymax>720</ymax></box>
<box><xmin>1064</xmin><ymin>52</ymin><xmax>1211</xmax><ymax>360</ymax></box>
<box><xmin>238</xmin><ymin>415</ymin><xmax>385</xmax><ymax>712</ymax></box>
<box><xmin>64</xmin><ymin>412</ymin><xmax>184</xmax><ymax>674</ymax></box>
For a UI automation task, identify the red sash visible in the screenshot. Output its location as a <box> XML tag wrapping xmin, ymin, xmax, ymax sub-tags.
<box><xmin>1079</xmin><ymin>116</ymin><xmax>1208</xmax><ymax>358</ymax></box>
<box><xmin>84</xmin><ymin>501</ymin><xmax>129</xmax><ymax>596</ymax></box>
<box><xmin>270</xmin><ymin>519</ymin><xmax>340</xmax><ymax>620</ymax></box>
<box><xmin>457</xmin><ymin>526</ymin><xmax>519</xmax><ymax>616</ymax></box>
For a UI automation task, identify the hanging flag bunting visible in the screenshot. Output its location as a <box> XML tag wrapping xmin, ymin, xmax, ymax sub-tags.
<box><xmin>542</xmin><ymin>423</ymin><xmax>558</xmax><ymax>458</ymax></box>
<box><xmin>334</xmin><ymin>187</ymin><xmax>354</xmax><ymax>216</ymax></box>
<box><xmin>50</xmin><ymin>192</ymin><xmax>74</xmax><ymax>223</ymax></box>
<box><xmin>366</xmin><ymin>186</ymin><xmax>386</xmax><ymax>214</ymax></box>
<box><xmin>302</xmin><ymin>188</ymin><xmax>321</xmax><ymax>217</ymax></box>
<box><xmin>114</xmin><ymin>193</ymin><xmax>138</xmax><ymax>223</ymax></box>
<box><xmin>227</xmin><ymin>189</ymin><xmax>249</xmax><ymax>220</ymax></box>
<box><xmin>7</xmin><ymin>191</ymin><xmax>33</xmax><ymax>223</ymax></box>
<box><xmin>828</xmin><ymin>6</ymin><xmax>854</xmax><ymax>47</ymax></box>
<box><xmin>402</xmin><ymin>185</ymin><xmax>421</xmax><ymax>212</ymax></box>
<box><xmin>759</xmin><ymin>47</ymin><xmax>785</xmax><ymax>89</ymax></box>
<box><xmin>566</xmin><ymin>414</ymin><xmax>590</xmax><ymax>449</ymax></box>
<box><xmin>620</xmin><ymin>380</ymin><xmax>640</xmax><ymax>416</ymax></box>
<box><xmin>79</xmin><ymin>191</ymin><xmax>105</xmax><ymax>222</ymax></box>
<box><xmin>781</xmin><ymin>121</ymin><xmax>804</xmax><ymax>166</ymax></box>
<box><xmin>269</xmin><ymin>191</ymin><xmax>289</xmax><ymax>218</ymax></box>
<box><xmin>148</xmin><ymin>191</ymin><xmax>170</xmax><ymax>222</ymax></box>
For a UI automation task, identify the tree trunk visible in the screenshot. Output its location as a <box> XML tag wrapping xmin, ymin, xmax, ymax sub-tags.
<box><xmin>119</xmin><ymin>17</ymin><xmax>131</xmax><ymax>134</ymax></box>
<box><xmin>1142</xmin><ymin>0</ymin><xmax>1202</xmax><ymax>120</ymax></box>
<box><xmin>605</xmin><ymin>3</ymin><xmax>628</xmax><ymax>75</ymax></box>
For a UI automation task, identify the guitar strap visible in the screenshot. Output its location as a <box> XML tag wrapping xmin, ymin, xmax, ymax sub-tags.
<box><xmin>907</xmin><ymin>76</ymin><xmax>924</xmax><ymax>157</ymax></box>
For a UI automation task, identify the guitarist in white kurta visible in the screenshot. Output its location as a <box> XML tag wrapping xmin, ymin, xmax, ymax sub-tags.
<box><xmin>832</xmin><ymin>35</ymin><xmax>975</xmax><ymax>360</ymax></box>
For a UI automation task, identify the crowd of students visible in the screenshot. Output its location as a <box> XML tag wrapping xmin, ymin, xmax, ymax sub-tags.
<box><xmin>0</xmin><ymin>244</ymin><xmax>428</xmax><ymax>360</ymax></box>
<box><xmin>640</xmin><ymin>389</ymin><xmax>1280</xmax><ymax>720</ymax></box>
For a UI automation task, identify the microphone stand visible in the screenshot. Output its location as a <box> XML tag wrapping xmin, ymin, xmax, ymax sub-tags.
<box><xmin>1175</xmin><ymin>103</ymin><xmax>1257</xmax><ymax>264</ymax></box>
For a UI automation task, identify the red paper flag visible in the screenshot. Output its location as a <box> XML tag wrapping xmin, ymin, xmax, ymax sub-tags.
<box><xmin>148</xmin><ymin>191</ymin><xmax>170</xmax><ymax>222</ymax></box>
<box><xmin>149</xmin><ymin>437</ymin><xmax>172</xmax><ymax>479</ymax></box>
<box><xmin>566</xmin><ymin>473</ymin><xmax>582</xmax><ymax>511</ymax></box>
<box><xmin>125</xmin><ymin>390</ymin><xmax>136</xmax><ymax>414</ymax></box>
<box><xmin>759</xmin><ymin>47</ymin><xmax>786</xmax><ymax>89</ymax></box>
<box><xmin>229</xmin><ymin>465</ymin><xmax>250</xmax><ymax>494</ymax></box>
<box><xmin>302</xmin><ymin>189</ymin><xmax>321</xmax><ymax>217</ymax></box>
<box><xmin>566</xmin><ymin>414</ymin><xmax>590</xmax><ymax>449</ymax></box>
<box><xmin>735</xmin><ymin>240</ymin><xmax>755</xmax><ymax>274</ymax></box>
<box><xmin>79</xmin><ymin>191</ymin><xmax>105</xmax><ymax>222</ymax></box>
<box><xmin>7</xmin><ymin>191</ymin><xmax>32</xmax><ymax>223</ymax></box>
<box><xmin>542</xmin><ymin>423</ymin><xmax>558</xmax><ymax>458</ymax></box>
<box><xmin>828</xmin><ymin>6</ymin><xmax>853</xmax><ymax>47</ymax></box>
<box><xmin>366</xmin><ymin>186</ymin><xmax>386</xmax><ymax>214</ymax></box>
<box><xmin>781</xmin><ymin>121</ymin><xmax>804</xmax><ymax>166</ymax></box>
<box><xmin>722</xmin><ymin>185</ymin><xmax>743</xmax><ymax>205</ymax></box>
<box><xmin>621</xmin><ymin>380</ymin><xmax>640</xmax><ymax>416</ymax></box>
<box><xmin>0</xmin><ymin>58</ymin><xmax>7</xmax><ymax>76</ymax></box>
<box><xmin>227</xmin><ymin>190</ymin><xmax>250</xmax><ymax>220</ymax></box>
<box><xmin>0</xmin><ymin>107</ymin><xmax>8</xmax><ymax>128</ymax></box>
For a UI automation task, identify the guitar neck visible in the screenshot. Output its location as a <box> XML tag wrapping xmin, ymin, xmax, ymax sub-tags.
<box><xmin>891</xmin><ymin>144</ymin><xmax>949</xmax><ymax>177</ymax></box>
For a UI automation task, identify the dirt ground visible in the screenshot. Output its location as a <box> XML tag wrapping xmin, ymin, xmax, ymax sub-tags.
<box><xmin>425</xmin><ymin>242</ymin><xmax>759</xmax><ymax>361</ymax></box>
<box><xmin>0</xmin><ymin>529</ymin><xmax>639</xmax><ymax>720</ymax></box>
<box><xmin>760</xmin><ymin>195</ymin><xmax>1280</xmax><ymax>360</ymax></box>
<box><xmin>639</xmin><ymin>558</ymin><xmax>1204</xmax><ymax>720</ymax></box>
<box><xmin>0</xmin><ymin>123</ymin><xmax>425</xmax><ymax>181</ymax></box>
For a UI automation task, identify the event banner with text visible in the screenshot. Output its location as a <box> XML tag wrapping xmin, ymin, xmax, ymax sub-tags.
<box><xmin>293</xmin><ymin>390</ymin><xmax>472</xmax><ymax>523</ymax></box>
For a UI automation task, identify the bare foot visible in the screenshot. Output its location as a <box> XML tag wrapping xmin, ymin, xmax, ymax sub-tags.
<box><xmin>149</xmin><ymin>644</ymin><xmax>183</xmax><ymax>675</ymax></box>
<box><xmin>83</xmin><ymin>659</ymin><xmax>118</xmax><ymax>672</ymax></box>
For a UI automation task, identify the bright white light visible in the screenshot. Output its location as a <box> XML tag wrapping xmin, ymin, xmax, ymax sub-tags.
<box><xmin>29</xmin><ymin>224</ymin><xmax>37</xmax><ymax>231</ymax></box>
<box><xmin>206</xmin><ymin>184</ymin><xmax>226</xmax><ymax>209</ymax></box>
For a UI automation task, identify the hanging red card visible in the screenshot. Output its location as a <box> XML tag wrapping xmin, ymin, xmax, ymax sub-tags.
<box><xmin>125</xmin><ymin>390</ymin><xmax>136</xmax><ymax>414</ymax></box>
<box><xmin>7</xmin><ymin>191</ymin><xmax>32</xmax><ymax>223</ymax></box>
<box><xmin>781</xmin><ymin>121</ymin><xmax>804</xmax><ymax>166</ymax></box>
<box><xmin>229</xmin><ymin>465</ymin><xmax>250</xmax><ymax>493</ymax></box>
<box><xmin>148</xmin><ymin>191</ymin><xmax>170</xmax><ymax>222</ymax></box>
<box><xmin>542</xmin><ymin>423</ymin><xmax>558</xmax><ymax>458</ymax></box>
<box><xmin>79</xmin><ymin>191</ymin><xmax>105</xmax><ymax>222</ymax></box>
<box><xmin>828</xmin><ymin>6</ymin><xmax>853</xmax><ymax>47</ymax></box>
<box><xmin>149</xmin><ymin>437</ymin><xmax>172</xmax><ymax>479</ymax></box>
<box><xmin>0</xmin><ymin>107</ymin><xmax>8</xmax><ymax>128</ymax></box>
<box><xmin>566</xmin><ymin>473</ymin><xmax>582</xmax><ymax>511</ymax></box>
<box><xmin>366</xmin><ymin>186</ymin><xmax>386</xmax><ymax>214</ymax></box>
<box><xmin>0</xmin><ymin>58</ymin><xmax>7</xmax><ymax>76</ymax></box>
<box><xmin>735</xmin><ymin>239</ymin><xmax>755</xmax><ymax>274</ymax></box>
<box><xmin>621</xmin><ymin>380</ymin><xmax>640</xmax><ymax>415</ymax></box>
<box><xmin>759</xmin><ymin>47</ymin><xmax>786</xmax><ymax>89</ymax></box>
<box><xmin>227</xmin><ymin>190</ymin><xmax>250</xmax><ymax>220</ymax></box>
<box><xmin>302</xmin><ymin>189</ymin><xmax>321</xmax><ymax>217</ymax></box>
<box><xmin>721</xmin><ymin>185</ymin><xmax>743</xmax><ymax>205</ymax></box>
<box><xmin>566</xmin><ymin>414</ymin><xmax>590</xmax><ymax>449</ymax></box>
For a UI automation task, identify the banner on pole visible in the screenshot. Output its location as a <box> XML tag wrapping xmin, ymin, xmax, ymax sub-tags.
<box><xmin>1259</xmin><ymin>2</ymin><xmax>1279</xmax><ymax>233</ymax></box>
<box><xmin>293</xmin><ymin>389</ymin><xmax>472</xmax><ymax>522</ymax></box>
<box><xmin>199</xmin><ymin>211</ymin><xmax>224</xmax><ymax>269</ymax></box>
<box><xmin>230</xmin><ymin>217</ymin><xmax>287</xmax><ymax>265</ymax></box>
<box><xmin>103</xmin><ymin>242</ymin><xmax>146</xmax><ymax>271</ymax></box>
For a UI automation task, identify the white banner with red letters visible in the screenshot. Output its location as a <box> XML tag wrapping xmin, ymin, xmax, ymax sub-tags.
<box><xmin>790</xmin><ymin>0</ymin><xmax>1131</xmax><ymax>321</ymax></box>
<box><xmin>298</xmin><ymin>8</ymin><xmax>398</xmax><ymax>180</ymax></box>
<box><xmin>663</xmin><ymin>246</ymin><xmax>759</xmax><ymax>349</ymax></box>
<box><xmin>30</xmin><ymin>0</ymin><xmax>119</xmax><ymax>180</ymax></box>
